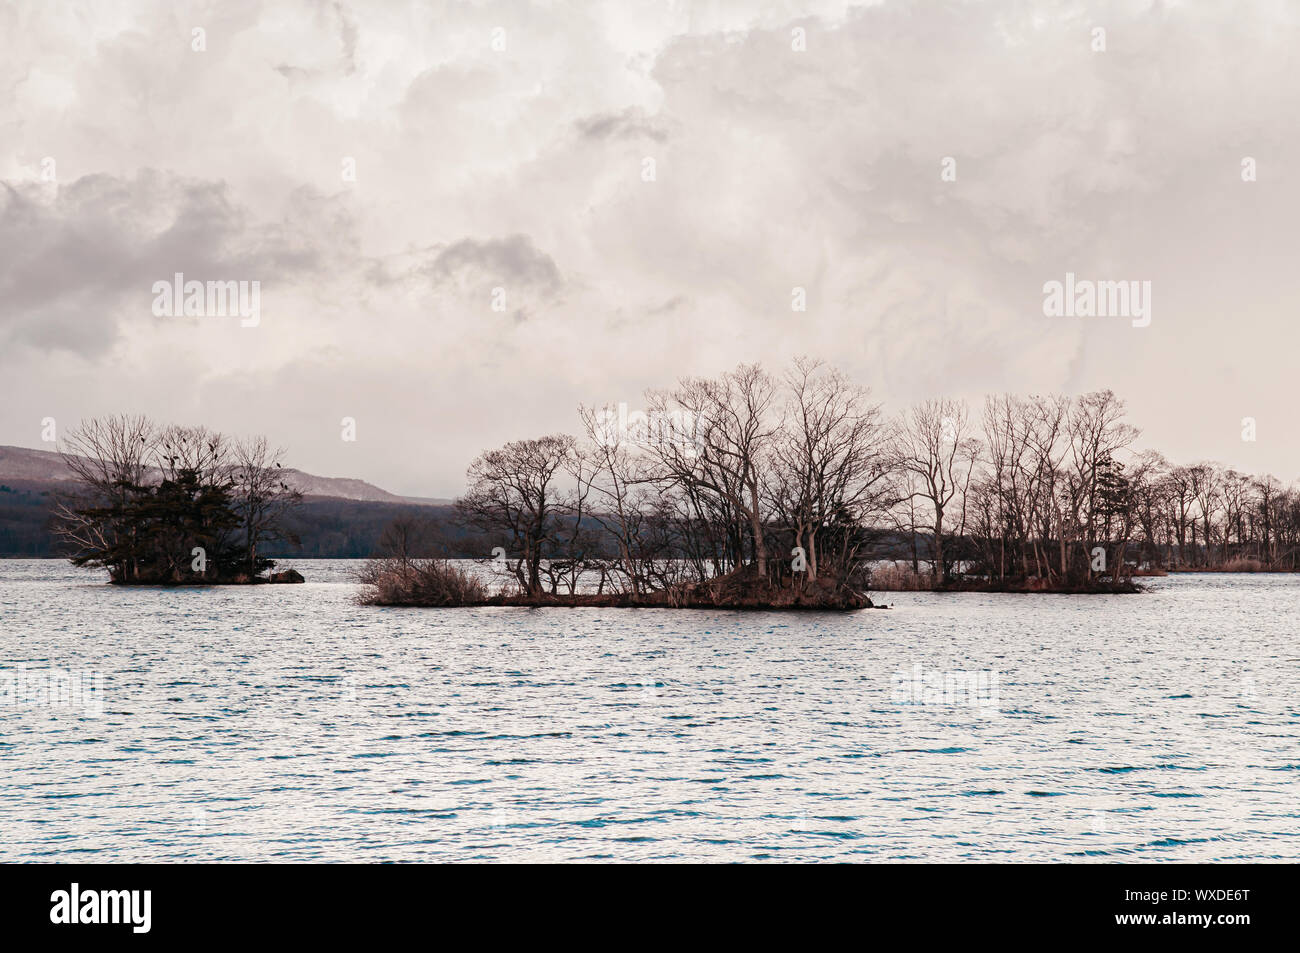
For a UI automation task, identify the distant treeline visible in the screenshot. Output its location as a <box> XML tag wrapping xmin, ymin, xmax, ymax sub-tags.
<box><xmin>271</xmin><ymin>500</ymin><xmax>469</xmax><ymax>558</ymax></box>
<box><xmin>2</xmin><ymin>486</ymin><xmax>921</xmax><ymax>563</ymax></box>
<box><xmin>0</xmin><ymin>483</ymin><xmax>52</xmax><ymax>556</ymax></box>
<box><xmin>3</xmin><ymin>485</ymin><xmax>520</xmax><ymax>560</ymax></box>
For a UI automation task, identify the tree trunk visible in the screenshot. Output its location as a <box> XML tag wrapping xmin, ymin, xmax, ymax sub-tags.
<box><xmin>932</xmin><ymin>505</ymin><xmax>945</xmax><ymax>586</ymax></box>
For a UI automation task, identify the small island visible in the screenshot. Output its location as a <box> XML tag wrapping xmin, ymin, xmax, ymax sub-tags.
<box><xmin>357</xmin><ymin>558</ymin><xmax>876</xmax><ymax>610</ymax></box>
<box><xmin>52</xmin><ymin>417</ymin><xmax>304</xmax><ymax>585</ymax></box>
<box><xmin>356</xmin><ymin>361</ymin><xmax>1150</xmax><ymax>608</ymax></box>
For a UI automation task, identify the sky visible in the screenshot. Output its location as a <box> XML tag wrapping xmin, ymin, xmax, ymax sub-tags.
<box><xmin>2</xmin><ymin>0</ymin><xmax>1298</xmax><ymax>497</ymax></box>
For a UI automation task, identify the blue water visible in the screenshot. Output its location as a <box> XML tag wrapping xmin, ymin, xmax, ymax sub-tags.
<box><xmin>1</xmin><ymin>559</ymin><xmax>1297</xmax><ymax>861</ymax></box>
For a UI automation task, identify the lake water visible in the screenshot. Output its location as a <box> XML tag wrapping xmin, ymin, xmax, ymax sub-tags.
<box><xmin>1</xmin><ymin>559</ymin><xmax>1297</xmax><ymax>862</ymax></box>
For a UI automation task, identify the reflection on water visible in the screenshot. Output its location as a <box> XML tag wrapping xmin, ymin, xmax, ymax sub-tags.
<box><xmin>1</xmin><ymin>559</ymin><xmax>1297</xmax><ymax>861</ymax></box>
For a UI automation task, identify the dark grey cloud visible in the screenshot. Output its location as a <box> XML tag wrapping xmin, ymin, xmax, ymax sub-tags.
<box><xmin>422</xmin><ymin>234</ymin><xmax>561</xmax><ymax>294</ymax></box>
<box><xmin>574</xmin><ymin>108</ymin><xmax>668</xmax><ymax>143</ymax></box>
<box><xmin>0</xmin><ymin>171</ymin><xmax>365</xmax><ymax>356</ymax></box>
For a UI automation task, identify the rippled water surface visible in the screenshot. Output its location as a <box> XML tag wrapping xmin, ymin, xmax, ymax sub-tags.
<box><xmin>1</xmin><ymin>559</ymin><xmax>1298</xmax><ymax>862</ymax></box>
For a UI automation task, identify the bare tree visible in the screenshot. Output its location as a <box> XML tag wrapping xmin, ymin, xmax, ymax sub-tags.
<box><xmin>231</xmin><ymin>436</ymin><xmax>303</xmax><ymax>577</ymax></box>
<box><xmin>768</xmin><ymin>358</ymin><xmax>894</xmax><ymax>582</ymax></box>
<box><xmin>1187</xmin><ymin>463</ymin><xmax>1221</xmax><ymax>568</ymax></box>
<box><xmin>893</xmin><ymin>398</ymin><xmax>974</xmax><ymax>586</ymax></box>
<box><xmin>647</xmin><ymin>364</ymin><xmax>778</xmax><ymax>576</ymax></box>
<box><xmin>574</xmin><ymin>404</ymin><xmax>666</xmax><ymax>595</ymax></box>
<box><xmin>456</xmin><ymin>435</ymin><xmax>576</xmax><ymax>596</ymax></box>
<box><xmin>1066</xmin><ymin>390</ymin><xmax>1140</xmax><ymax>578</ymax></box>
<box><xmin>53</xmin><ymin>415</ymin><xmax>157</xmax><ymax>581</ymax></box>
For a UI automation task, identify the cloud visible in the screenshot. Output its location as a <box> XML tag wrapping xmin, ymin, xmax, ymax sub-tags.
<box><xmin>1</xmin><ymin>0</ymin><xmax>1298</xmax><ymax>494</ymax></box>
<box><xmin>574</xmin><ymin>108</ymin><xmax>668</xmax><ymax>143</ymax></box>
<box><xmin>0</xmin><ymin>170</ymin><xmax>356</xmax><ymax>356</ymax></box>
<box><xmin>422</xmin><ymin>234</ymin><xmax>562</xmax><ymax>295</ymax></box>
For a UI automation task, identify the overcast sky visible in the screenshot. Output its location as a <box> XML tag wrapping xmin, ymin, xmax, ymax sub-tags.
<box><xmin>2</xmin><ymin>0</ymin><xmax>1298</xmax><ymax>496</ymax></box>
